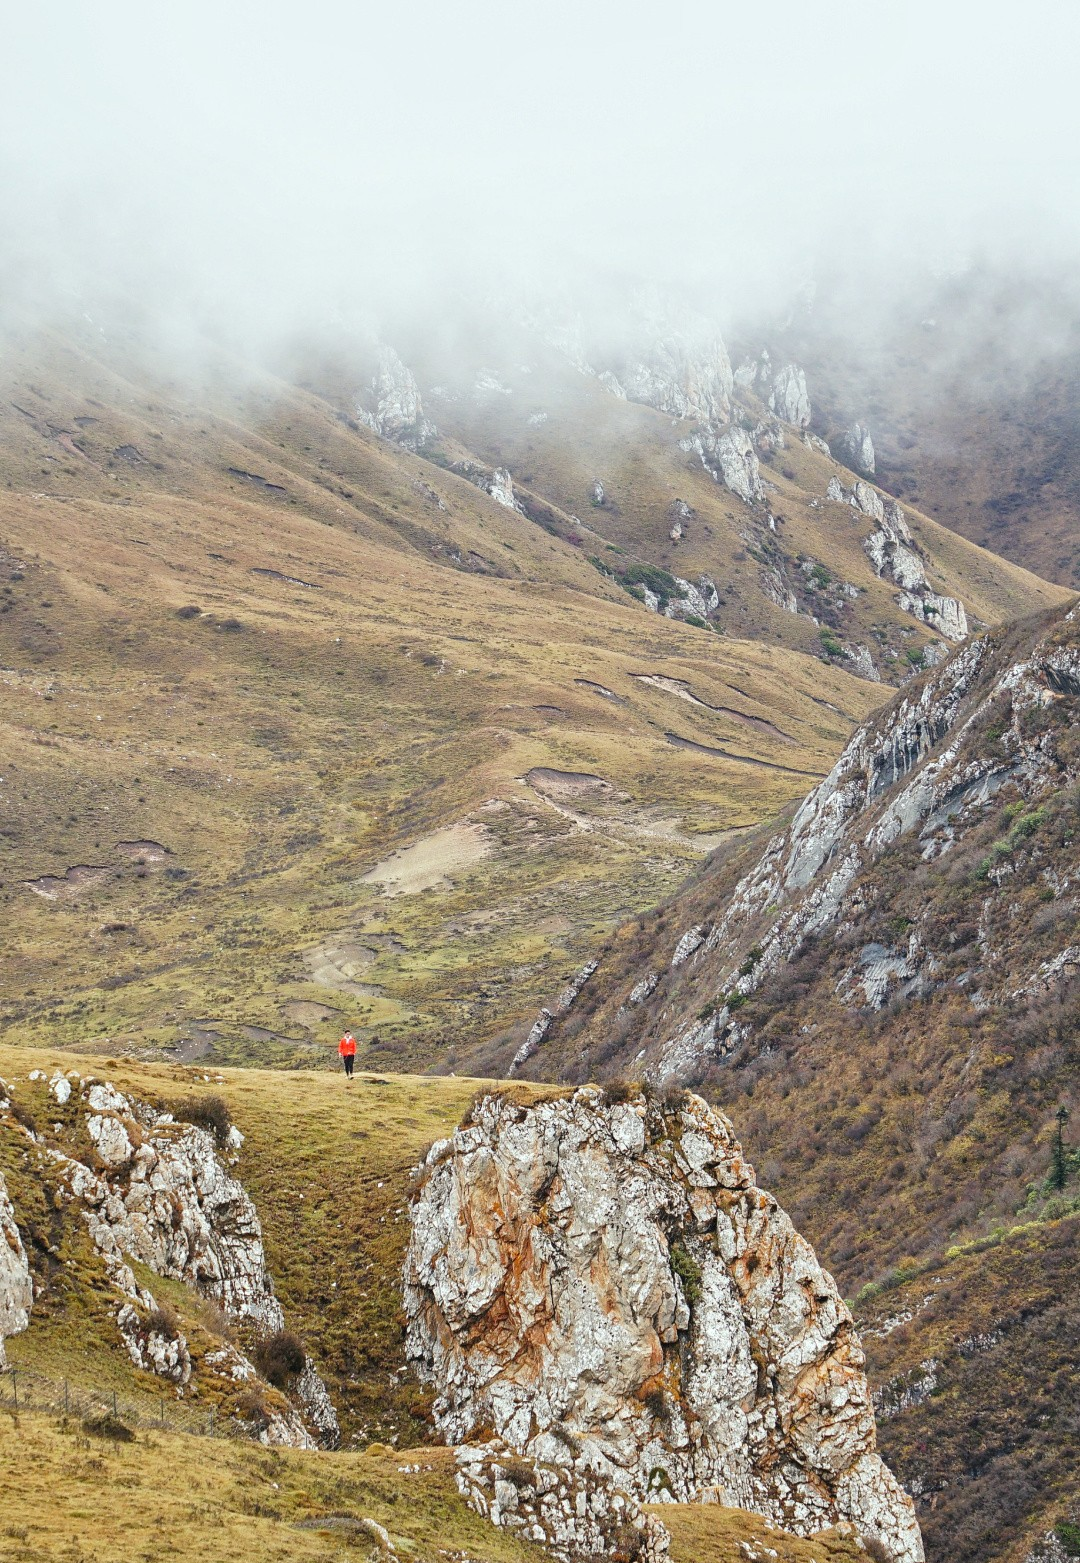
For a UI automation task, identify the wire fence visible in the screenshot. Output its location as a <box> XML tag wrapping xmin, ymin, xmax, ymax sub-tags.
<box><xmin>0</xmin><ymin>1364</ymin><xmax>249</xmax><ymax>1442</ymax></box>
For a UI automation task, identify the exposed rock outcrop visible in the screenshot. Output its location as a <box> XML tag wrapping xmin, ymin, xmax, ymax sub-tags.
<box><xmin>863</xmin><ymin>502</ymin><xmax>969</xmax><ymax>642</ymax></box>
<box><xmin>0</xmin><ymin>1169</ymin><xmax>32</xmax><ymax>1367</ymax></box>
<box><xmin>838</xmin><ymin>423</ymin><xmax>875</xmax><ymax>475</ymax></box>
<box><xmin>643</xmin><ymin>607</ymin><xmax>1080</xmax><ymax>1076</ymax></box>
<box><xmin>489</xmin><ymin>467</ymin><xmax>521</xmax><ymax>512</ymax></box>
<box><xmin>356</xmin><ymin>347</ymin><xmax>437</xmax><ymax>449</ymax></box>
<box><xmin>511</xmin><ymin>961</ymin><xmax>598</xmax><ymax>1072</ymax></box>
<box><xmin>769</xmin><ymin>364</ymin><xmax>812</xmax><ymax>428</ymax></box>
<box><xmin>405</xmin><ymin>1088</ymin><xmax>923</xmax><ymax>1563</ymax></box>
<box><xmin>3</xmin><ymin>1074</ymin><xmax>338</xmax><ymax>1447</ymax></box>
<box><xmin>619</xmin><ymin>334</ymin><xmax>733</xmax><ymax>424</ymax></box>
<box><xmin>681</xmin><ymin>426</ymin><xmax>763</xmax><ymax>503</ymax></box>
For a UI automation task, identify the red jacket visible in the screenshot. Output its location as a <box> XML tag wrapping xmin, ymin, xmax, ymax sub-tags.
<box><xmin>338</xmin><ymin>1034</ymin><xmax>356</xmax><ymax>1057</ymax></box>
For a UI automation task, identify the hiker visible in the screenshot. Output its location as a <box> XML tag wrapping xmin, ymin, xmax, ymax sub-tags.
<box><xmin>338</xmin><ymin>1031</ymin><xmax>356</xmax><ymax>1080</ymax></box>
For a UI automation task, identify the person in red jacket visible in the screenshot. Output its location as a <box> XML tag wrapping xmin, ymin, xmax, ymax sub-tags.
<box><xmin>338</xmin><ymin>1031</ymin><xmax>357</xmax><ymax>1081</ymax></box>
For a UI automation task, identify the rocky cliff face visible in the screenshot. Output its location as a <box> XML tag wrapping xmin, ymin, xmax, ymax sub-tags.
<box><xmin>405</xmin><ymin>1087</ymin><xmax>923</xmax><ymax>1563</ymax></box>
<box><xmin>1</xmin><ymin>1070</ymin><xmax>338</xmax><ymax>1447</ymax></box>
<box><xmin>535</xmin><ymin>605</ymin><xmax>1080</xmax><ymax>1092</ymax></box>
<box><xmin>357</xmin><ymin>347</ymin><xmax>437</xmax><ymax>449</ymax></box>
<box><xmin>0</xmin><ymin>1163</ymin><xmax>32</xmax><ymax>1367</ymax></box>
<box><xmin>769</xmin><ymin>363</ymin><xmax>812</xmax><ymax>428</ymax></box>
<box><xmin>609</xmin><ymin>332</ymin><xmax>734</xmax><ymax>426</ymax></box>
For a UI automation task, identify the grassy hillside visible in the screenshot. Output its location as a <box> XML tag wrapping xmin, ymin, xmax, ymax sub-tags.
<box><xmin>0</xmin><ymin>1046</ymin><xmax>869</xmax><ymax>1563</ymax></box>
<box><xmin>0</xmin><ymin>320</ymin><xmax>1067</xmax><ymax>1077</ymax></box>
<box><xmin>0</xmin><ymin>325</ymin><xmax>892</xmax><ymax>1076</ymax></box>
<box><xmin>0</xmin><ymin>1411</ymin><xmax>867</xmax><ymax>1563</ymax></box>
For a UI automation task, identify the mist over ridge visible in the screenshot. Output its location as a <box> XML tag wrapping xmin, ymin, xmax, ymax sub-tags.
<box><xmin>4</xmin><ymin>0</ymin><xmax>1080</xmax><ymax>362</ymax></box>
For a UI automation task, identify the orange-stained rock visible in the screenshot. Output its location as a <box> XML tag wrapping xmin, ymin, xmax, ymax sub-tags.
<box><xmin>405</xmin><ymin>1087</ymin><xmax>922</xmax><ymax>1563</ymax></box>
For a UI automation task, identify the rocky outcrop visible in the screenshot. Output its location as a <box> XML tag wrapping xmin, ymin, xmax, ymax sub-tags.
<box><xmin>863</xmin><ymin>502</ymin><xmax>969</xmax><ymax>642</ymax></box>
<box><xmin>769</xmin><ymin>364</ymin><xmax>812</xmax><ymax>428</ymax></box>
<box><xmin>838</xmin><ymin>423</ymin><xmax>875</xmax><ymax>475</ymax></box>
<box><xmin>0</xmin><ymin>1168</ymin><xmax>32</xmax><ymax>1367</ymax></box>
<box><xmin>511</xmin><ymin>962</ymin><xmax>598</xmax><ymax>1072</ymax></box>
<box><xmin>356</xmin><ymin>347</ymin><xmax>437</xmax><ymax>449</ymax></box>
<box><xmin>619</xmin><ymin>334</ymin><xmax>733</xmax><ymax>425</ymax></box>
<box><xmin>668</xmin><ymin>499</ymin><xmax>691</xmax><ymax>541</ymax></box>
<box><xmin>681</xmin><ymin>426</ymin><xmax>763</xmax><ymax>503</ymax></box>
<box><xmin>3</xmin><ymin>1073</ymin><xmax>338</xmax><ymax>1447</ymax></box>
<box><xmin>489</xmin><ymin>467</ymin><xmax>520</xmax><ymax>512</ymax></box>
<box><xmin>646</xmin><ymin>608</ymin><xmax>1080</xmax><ymax>1076</ymax></box>
<box><xmin>405</xmin><ymin>1088</ymin><xmax>922</xmax><ymax>1563</ymax></box>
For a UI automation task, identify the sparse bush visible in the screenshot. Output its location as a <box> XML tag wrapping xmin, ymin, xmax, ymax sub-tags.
<box><xmin>603</xmin><ymin>1078</ymin><xmax>642</xmax><ymax>1105</ymax></box>
<box><xmin>175</xmin><ymin>604</ymin><xmax>201</xmax><ymax>619</ymax></box>
<box><xmin>669</xmin><ymin>1239</ymin><xmax>703</xmax><ymax>1306</ymax></box>
<box><xmin>254</xmin><ymin>1329</ymin><xmax>306</xmax><ymax>1388</ymax></box>
<box><xmin>1055</xmin><ymin>1521</ymin><xmax>1080</xmax><ymax>1557</ymax></box>
<box><xmin>144</xmin><ymin>1303</ymin><xmax>180</xmax><ymax>1341</ymax></box>
<box><xmin>83</xmin><ymin>1412</ymin><xmax>134</xmax><ymax>1442</ymax></box>
<box><xmin>168</xmin><ymin>1093</ymin><xmax>232</xmax><ymax>1145</ymax></box>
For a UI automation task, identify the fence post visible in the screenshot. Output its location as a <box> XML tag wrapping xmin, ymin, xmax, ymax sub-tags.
<box><xmin>10</xmin><ymin>1369</ymin><xmax>16</xmax><ymax>1412</ymax></box>
<box><xmin>209</xmin><ymin>1405</ymin><xmax>215</xmax><ymax>1438</ymax></box>
<box><xmin>160</xmin><ymin>1397</ymin><xmax>165</xmax><ymax>1428</ymax></box>
<box><xmin>64</xmin><ymin>1379</ymin><xmax>69</xmax><ymax>1414</ymax></box>
<box><xmin>112</xmin><ymin>1390</ymin><xmax>118</xmax><ymax>1420</ymax></box>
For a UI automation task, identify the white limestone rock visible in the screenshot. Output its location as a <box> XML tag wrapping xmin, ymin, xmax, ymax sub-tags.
<box><xmin>405</xmin><ymin>1089</ymin><xmax>923</xmax><ymax>1563</ymax></box>
<box><xmin>682</xmin><ymin>426</ymin><xmax>763</xmax><ymax>503</ymax></box>
<box><xmin>839</xmin><ymin>422</ymin><xmax>875</xmax><ymax>475</ymax></box>
<box><xmin>804</xmin><ymin>432</ymin><xmax>831</xmax><ymax>456</ymax></box>
<box><xmin>356</xmin><ymin>347</ymin><xmax>437</xmax><ymax>450</ymax></box>
<box><xmin>620</xmin><ymin>335</ymin><xmax>734</xmax><ymax>424</ymax></box>
<box><xmin>598</xmin><ymin>369</ymin><xmax>627</xmax><ymax>399</ymax></box>
<box><xmin>489</xmin><ymin>467</ymin><xmax>520</xmax><ymax>511</ymax></box>
<box><xmin>768</xmin><ymin>364</ymin><xmax>811</xmax><ymax>428</ymax></box>
<box><xmin>0</xmin><ymin>1172</ymin><xmax>33</xmax><ymax>1367</ymax></box>
<box><xmin>37</xmin><ymin>1079</ymin><xmax>339</xmax><ymax>1448</ymax></box>
<box><xmin>49</xmin><ymin>1072</ymin><xmax>72</xmax><ymax>1106</ymax></box>
<box><xmin>853</xmin><ymin>481</ymin><xmax>885</xmax><ymax>523</ymax></box>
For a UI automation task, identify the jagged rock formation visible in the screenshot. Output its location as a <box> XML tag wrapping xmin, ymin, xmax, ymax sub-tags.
<box><xmin>356</xmin><ymin>347</ymin><xmax>437</xmax><ymax>449</ymax></box>
<box><xmin>0</xmin><ymin>1165</ymin><xmax>32</xmax><ymax>1367</ymax></box>
<box><xmin>511</xmin><ymin>962</ymin><xmax>598</xmax><ymax>1072</ymax></box>
<box><xmin>616</xmin><ymin>333</ymin><xmax>734</xmax><ymax>425</ymax></box>
<box><xmin>824</xmin><ymin>474</ymin><xmax>970</xmax><ymax>644</ymax></box>
<box><xmin>404</xmin><ymin>1088</ymin><xmax>922</xmax><ymax>1563</ymax></box>
<box><xmin>488</xmin><ymin>466</ymin><xmax>520</xmax><ymax>511</ymax></box>
<box><xmin>680</xmin><ymin>425</ymin><xmax>763</xmax><ymax>502</ymax></box>
<box><xmin>862</xmin><ymin>500</ymin><xmax>969</xmax><ymax>642</ymax></box>
<box><xmin>3</xmin><ymin>1072</ymin><xmax>338</xmax><ymax>1447</ymax></box>
<box><xmin>627</xmin><ymin>606</ymin><xmax>1080</xmax><ymax>1077</ymax></box>
<box><xmin>838</xmin><ymin>423</ymin><xmax>875</xmax><ymax>476</ymax></box>
<box><xmin>769</xmin><ymin>364</ymin><xmax>812</xmax><ymax>428</ymax></box>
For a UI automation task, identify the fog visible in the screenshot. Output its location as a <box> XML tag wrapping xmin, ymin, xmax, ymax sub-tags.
<box><xmin>3</xmin><ymin>0</ymin><xmax>1080</xmax><ymax>352</ymax></box>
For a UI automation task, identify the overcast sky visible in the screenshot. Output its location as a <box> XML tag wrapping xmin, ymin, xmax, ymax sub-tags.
<box><xmin>3</xmin><ymin>1</ymin><xmax>1080</xmax><ymax>343</ymax></box>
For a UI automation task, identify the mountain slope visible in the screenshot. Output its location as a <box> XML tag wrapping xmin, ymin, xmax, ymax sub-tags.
<box><xmin>524</xmin><ymin>604</ymin><xmax>1080</xmax><ymax>1562</ymax></box>
<box><xmin>1</xmin><ymin>315</ymin><xmax>1067</xmax><ymax>1075</ymax></box>
<box><xmin>0</xmin><ymin>325</ymin><xmax>890</xmax><ymax>1072</ymax></box>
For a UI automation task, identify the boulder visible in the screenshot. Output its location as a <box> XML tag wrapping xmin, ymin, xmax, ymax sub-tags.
<box><xmin>405</xmin><ymin>1088</ymin><xmax>923</xmax><ymax>1563</ymax></box>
